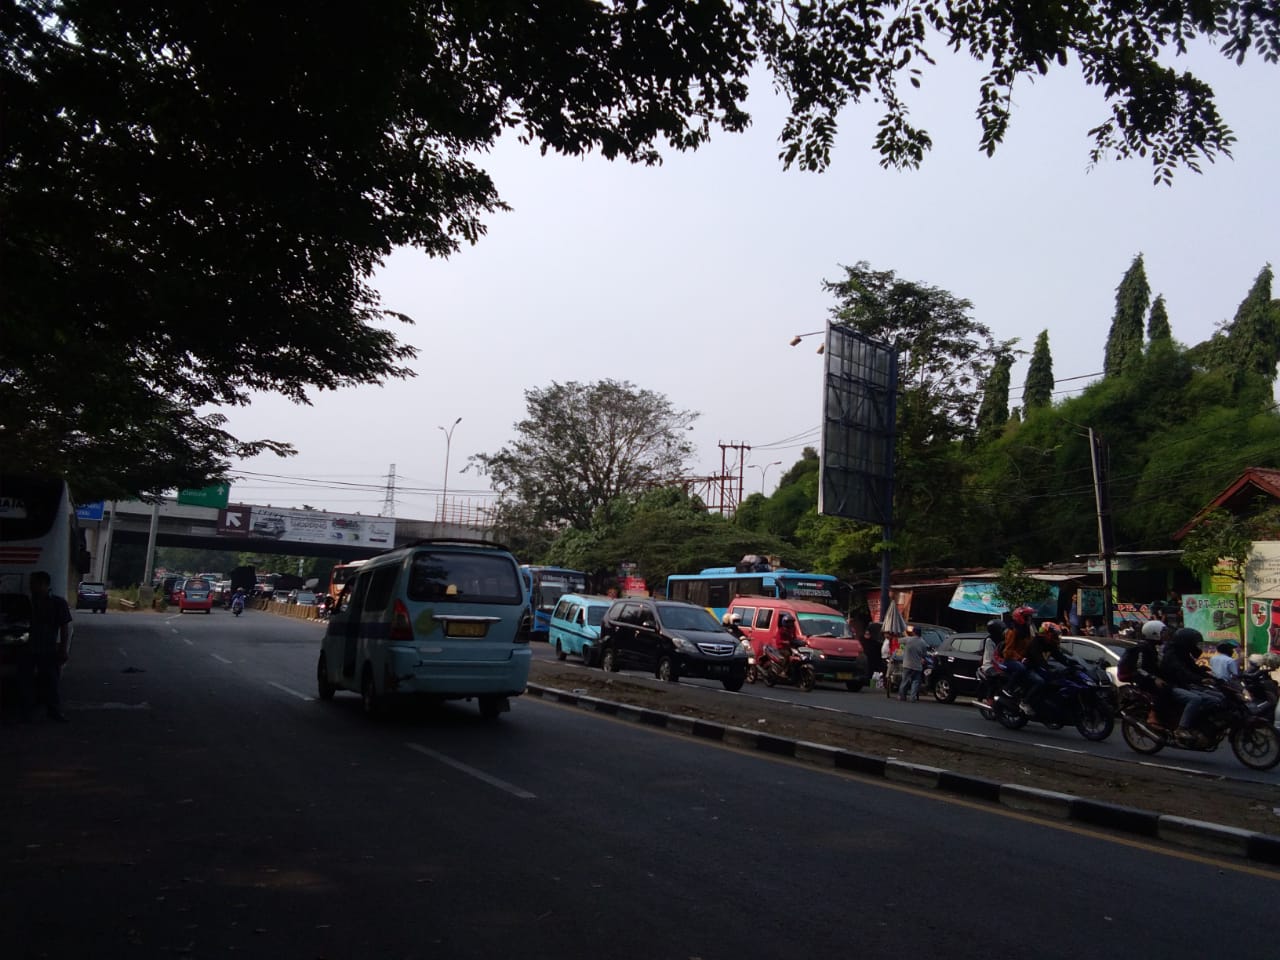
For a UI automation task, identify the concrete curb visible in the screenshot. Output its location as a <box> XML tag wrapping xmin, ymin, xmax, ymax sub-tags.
<box><xmin>526</xmin><ymin>682</ymin><xmax>1280</xmax><ymax>867</ymax></box>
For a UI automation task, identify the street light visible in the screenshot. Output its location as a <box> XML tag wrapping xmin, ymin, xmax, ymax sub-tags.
<box><xmin>748</xmin><ymin>460</ymin><xmax>783</xmax><ymax>494</ymax></box>
<box><xmin>789</xmin><ymin>329</ymin><xmax>826</xmax><ymax>354</ymax></box>
<box><xmin>438</xmin><ymin>417</ymin><xmax>461</xmax><ymax>522</ymax></box>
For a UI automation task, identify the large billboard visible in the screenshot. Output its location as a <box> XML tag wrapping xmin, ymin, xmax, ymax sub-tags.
<box><xmin>218</xmin><ymin>504</ymin><xmax>395</xmax><ymax>547</ymax></box>
<box><xmin>818</xmin><ymin>325</ymin><xmax>898</xmax><ymax>525</ymax></box>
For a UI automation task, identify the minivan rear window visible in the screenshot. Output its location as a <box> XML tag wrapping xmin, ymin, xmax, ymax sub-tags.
<box><xmin>408</xmin><ymin>552</ymin><xmax>522</xmax><ymax>604</ymax></box>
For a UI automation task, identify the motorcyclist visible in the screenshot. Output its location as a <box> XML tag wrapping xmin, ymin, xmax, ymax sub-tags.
<box><xmin>1118</xmin><ymin>619</ymin><xmax>1170</xmax><ymax>727</ymax></box>
<box><xmin>1021</xmin><ymin>621</ymin><xmax>1072</xmax><ymax>714</ymax></box>
<box><xmin>764</xmin><ymin>612</ymin><xmax>800</xmax><ymax>679</ymax></box>
<box><xmin>1159</xmin><ymin>626</ymin><xmax>1225</xmax><ymax>745</ymax></box>
<box><xmin>231</xmin><ymin>587</ymin><xmax>246</xmax><ymax>612</ymax></box>
<box><xmin>721</xmin><ymin>612</ymin><xmax>747</xmax><ymax>642</ymax></box>
<box><xmin>974</xmin><ymin>618</ymin><xmax>1006</xmax><ymax>706</ymax></box>
<box><xmin>1001</xmin><ymin>605</ymin><xmax>1038</xmax><ymax>702</ymax></box>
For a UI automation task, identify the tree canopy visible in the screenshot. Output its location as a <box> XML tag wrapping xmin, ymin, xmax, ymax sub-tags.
<box><xmin>473</xmin><ymin>380</ymin><xmax>697</xmax><ymax>531</ymax></box>
<box><xmin>5</xmin><ymin>2</ymin><xmax>1278</xmax><ymax>500</ymax></box>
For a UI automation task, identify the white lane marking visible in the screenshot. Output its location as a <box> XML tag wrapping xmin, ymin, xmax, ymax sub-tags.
<box><xmin>73</xmin><ymin>702</ymin><xmax>152</xmax><ymax>711</ymax></box>
<box><xmin>405</xmin><ymin>742</ymin><xmax>537</xmax><ymax>799</ymax></box>
<box><xmin>119</xmin><ymin>648</ymin><xmax>129</xmax><ymax>658</ymax></box>
<box><xmin>211</xmin><ymin>654</ymin><xmax>233</xmax><ymax>665</ymax></box>
<box><xmin>268</xmin><ymin>681</ymin><xmax>313</xmax><ymax>702</ymax></box>
<box><xmin>182</xmin><ymin>637</ymin><xmax>193</xmax><ymax>646</ymax></box>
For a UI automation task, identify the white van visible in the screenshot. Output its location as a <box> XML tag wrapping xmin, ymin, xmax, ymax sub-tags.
<box><xmin>316</xmin><ymin>539</ymin><xmax>532</xmax><ymax>719</ymax></box>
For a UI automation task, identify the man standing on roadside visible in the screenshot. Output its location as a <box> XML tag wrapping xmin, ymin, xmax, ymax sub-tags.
<box><xmin>898</xmin><ymin>626</ymin><xmax>927</xmax><ymax>702</ymax></box>
<box><xmin>19</xmin><ymin>571</ymin><xmax>73</xmax><ymax>722</ymax></box>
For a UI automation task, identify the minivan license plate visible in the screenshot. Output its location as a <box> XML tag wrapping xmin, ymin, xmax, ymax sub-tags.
<box><xmin>445</xmin><ymin>621</ymin><xmax>488</xmax><ymax>638</ymax></box>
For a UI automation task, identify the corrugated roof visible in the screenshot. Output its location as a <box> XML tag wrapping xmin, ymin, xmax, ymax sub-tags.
<box><xmin>1174</xmin><ymin>467</ymin><xmax>1280</xmax><ymax>540</ymax></box>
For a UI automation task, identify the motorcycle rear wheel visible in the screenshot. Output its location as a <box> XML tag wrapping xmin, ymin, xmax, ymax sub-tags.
<box><xmin>1230</xmin><ymin>719</ymin><xmax>1280</xmax><ymax>771</ymax></box>
<box><xmin>1120</xmin><ymin>718</ymin><xmax>1165</xmax><ymax>755</ymax></box>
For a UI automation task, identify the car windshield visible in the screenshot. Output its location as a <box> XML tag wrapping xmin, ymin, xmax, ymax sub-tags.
<box><xmin>656</xmin><ymin>603</ymin><xmax>722</xmax><ymax>632</ymax></box>
<box><xmin>586</xmin><ymin>606</ymin><xmax>606</xmax><ymax>627</ymax></box>
<box><xmin>797</xmin><ymin>613</ymin><xmax>849</xmax><ymax>637</ymax></box>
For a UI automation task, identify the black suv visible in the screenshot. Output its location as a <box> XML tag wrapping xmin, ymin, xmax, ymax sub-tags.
<box><xmin>598</xmin><ymin>598</ymin><xmax>749</xmax><ymax>691</ymax></box>
<box><xmin>927</xmin><ymin>631</ymin><xmax>987</xmax><ymax>702</ymax></box>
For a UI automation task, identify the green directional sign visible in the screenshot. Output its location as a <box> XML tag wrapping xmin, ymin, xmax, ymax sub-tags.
<box><xmin>177</xmin><ymin>482</ymin><xmax>231</xmax><ymax>509</ymax></box>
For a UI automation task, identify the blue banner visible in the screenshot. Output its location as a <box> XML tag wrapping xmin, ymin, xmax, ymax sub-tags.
<box><xmin>949</xmin><ymin>580</ymin><xmax>1058</xmax><ymax>618</ymax></box>
<box><xmin>76</xmin><ymin>501</ymin><xmax>104</xmax><ymax>521</ymax></box>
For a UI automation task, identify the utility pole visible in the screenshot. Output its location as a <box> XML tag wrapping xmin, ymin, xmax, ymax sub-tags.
<box><xmin>1088</xmin><ymin>428</ymin><xmax>1116</xmax><ymax>635</ymax></box>
<box><xmin>382</xmin><ymin>463</ymin><xmax>396</xmax><ymax>517</ymax></box>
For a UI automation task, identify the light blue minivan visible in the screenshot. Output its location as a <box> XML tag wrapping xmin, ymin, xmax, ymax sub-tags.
<box><xmin>316</xmin><ymin>539</ymin><xmax>532</xmax><ymax>719</ymax></box>
<box><xmin>548</xmin><ymin>593</ymin><xmax>612</xmax><ymax>666</ymax></box>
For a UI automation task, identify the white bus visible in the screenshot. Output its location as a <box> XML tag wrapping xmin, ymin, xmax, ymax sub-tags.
<box><xmin>0</xmin><ymin>474</ymin><xmax>88</xmax><ymax>646</ymax></box>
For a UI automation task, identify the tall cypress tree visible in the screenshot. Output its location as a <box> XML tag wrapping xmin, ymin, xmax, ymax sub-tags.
<box><xmin>977</xmin><ymin>353</ymin><xmax>1013</xmax><ymax>438</ymax></box>
<box><xmin>1023</xmin><ymin>330</ymin><xmax>1054</xmax><ymax>410</ymax></box>
<box><xmin>1147</xmin><ymin>294</ymin><xmax>1172</xmax><ymax>344</ymax></box>
<box><xmin>1104</xmin><ymin>254</ymin><xmax>1150</xmax><ymax>377</ymax></box>
<box><xmin>1225</xmin><ymin>265</ymin><xmax>1278</xmax><ymax>378</ymax></box>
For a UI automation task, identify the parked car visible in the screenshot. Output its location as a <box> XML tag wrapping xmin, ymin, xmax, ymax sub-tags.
<box><xmin>548</xmin><ymin>593</ymin><xmax>612</xmax><ymax>666</ymax></box>
<box><xmin>75</xmin><ymin>581</ymin><xmax>108</xmax><ymax>613</ymax></box>
<box><xmin>727</xmin><ymin>595</ymin><xmax>868</xmax><ymax>691</ymax></box>
<box><xmin>598</xmin><ymin>598</ymin><xmax>749</xmax><ymax>690</ymax></box>
<box><xmin>911</xmin><ymin>622</ymin><xmax>956</xmax><ymax>650</ymax></box>
<box><xmin>927</xmin><ymin>632</ymin><xmax>987</xmax><ymax>702</ymax></box>
<box><xmin>316</xmin><ymin>538</ymin><xmax>532</xmax><ymax>719</ymax></box>
<box><xmin>177</xmin><ymin>577</ymin><xmax>214</xmax><ymax>613</ymax></box>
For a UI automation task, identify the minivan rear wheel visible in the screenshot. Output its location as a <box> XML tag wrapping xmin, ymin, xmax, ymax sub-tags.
<box><xmin>656</xmin><ymin>656</ymin><xmax>677</xmax><ymax>683</ymax></box>
<box><xmin>555</xmin><ymin>639</ymin><xmax>567</xmax><ymax>661</ymax></box>
<box><xmin>361</xmin><ymin>667</ymin><xmax>383</xmax><ymax>719</ymax></box>
<box><xmin>317</xmin><ymin>652</ymin><xmax>335</xmax><ymax>701</ymax></box>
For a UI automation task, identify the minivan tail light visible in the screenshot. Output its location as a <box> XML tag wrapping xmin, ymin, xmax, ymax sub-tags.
<box><xmin>390</xmin><ymin>599</ymin><xmax>414</xmax><ymax>641</ymax></box>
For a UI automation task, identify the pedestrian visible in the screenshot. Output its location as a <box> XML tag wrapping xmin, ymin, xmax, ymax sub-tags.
<box><xmin>17</xmin><ymin>570</ymin><xmax>73</xmax><ymax>722</ymax></box>
<box><xmin>898</xmin><ymin>626</ymin><xmax>927</xmax><ymax>702</ymax></box>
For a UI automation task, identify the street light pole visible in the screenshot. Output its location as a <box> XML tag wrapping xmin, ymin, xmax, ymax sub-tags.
<box><xmin>748</xmin><ymin>460</ymin><xmax>782</xmax><ymax>494</ymax></box>
<box><xmin>438</xmin><ymin>417</ymin><xmax>461</xmax><ymax>523</ymax></box>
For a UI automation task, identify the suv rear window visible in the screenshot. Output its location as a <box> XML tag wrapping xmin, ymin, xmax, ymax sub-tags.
<box><xmin>408</xmin><ymin>552</ymin><xmax>522</xmax><ymax>604</ymax></box>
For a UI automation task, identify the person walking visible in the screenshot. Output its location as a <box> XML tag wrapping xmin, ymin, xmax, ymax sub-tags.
<box><xmin>1209</xmin><ymin>642</ymin><xmax>1240</xmax><ymax>683</ymax></box>
<box><xmin>18</xmin><ymin>570</ymin><xmax>73</xmax><ymax>722</ymax></box>
<box><xmin>898</xmin><ymin>626</ymin><xmax>927</xmax><ymax>702</ymax></box>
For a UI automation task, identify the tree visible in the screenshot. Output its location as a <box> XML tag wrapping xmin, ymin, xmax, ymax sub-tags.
<box><xmin>1147</xmin><ymin>295</ymin><xmax>1172</xmax><ymax>345</ymax></box>
<box><xmin>1223</xmin><ymin>266</ymin><xmax>1279</xmax><ymax>379</ymax></box>
<box><xmin>472</xmin><ymin>380</ymin><xmax>696</xmax><ymax>530</ymax></box>
<box><xmin>1104</xmin><ymin>255</ymin><xmax>1151</xmax><ymax>378</ymax></box>
<box><xmin>6</xmin><ymin>3</ymin><xmax>1276</xmax><ymax>498</ymax></box>
<box><xmin>976</xmin><ymin>352</ymin><xmax>1014</xmax><ymax>440</ymax></box>
<box><xmin>1023</xmin><ymin>331</ymin><xmax>1054</xmax><ymax>411</ymax></box>
<box><xmin>991</xmin><ymin>556</ymin><xmax>1052</xmax><ymax>612</ymax></box>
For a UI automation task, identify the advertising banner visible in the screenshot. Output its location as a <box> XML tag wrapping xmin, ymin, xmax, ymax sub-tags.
<box><xmin>218</xmin><ymin>504</ymin><xmax>395</xmax><ymax>547</ymax></box>
<box><xmin>950</xmin><ymin>581</ymin><xmax>1058</xmax><ymax>619</ymax></box>
<box><xmin>1245</xmin><ymin>542</ymin><xmax>1280</xmax><ymax>597</ymax></box>
<box><xmin>867</xmin><ymin>590</ymin><xmax>912</xmax><ymax>623</ymax></box>
<box><xmin>1180</xmin><ymin>593</ymin><xmax>1243</xmax><ymax>644</ymax></box>
<box><xmin>1245</xmin><ymin>597</ymin><xmax>1280</xmax><ymax>655</ymax></box>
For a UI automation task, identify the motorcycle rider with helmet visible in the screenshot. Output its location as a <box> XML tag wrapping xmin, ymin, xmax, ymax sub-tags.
<box><xmin>1001</xmin><ymin>605</ymin><xmax>1041</xmax><ymax>703</ymax></box>
<box><xmin>721</xmin><ymin>611</ymin><xmax>747</xmax><ymax>642</ymax></box>
<box><xmin>760</xmin><ymin>612</ymin><xmax>800</xmax><ymax>681</ymax></box>
<box><xmin>1159</xmin><ymin>626</ymin><xmax>1225</xmax><ymax>746</ymax></box>
<box><xmin>1021</xmin><ymin>621</ymin><xmax>1073</xmax><ymax>715</ymax></box>
<box><xmin>1121</xmin><ymin>619</ymin><xmax>1170</xmax><ymax>727</ymax></box>
<box><xmin>974</xmin><ymin>618</ymin><xmax>1006</xmax><ymax>705</ymax></box>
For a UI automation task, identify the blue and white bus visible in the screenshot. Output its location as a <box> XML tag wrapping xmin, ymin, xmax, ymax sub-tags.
<box><xmin>519</xmin><ymin>565</ymin><xmax>588</xmax><ymax>639</ymax></box>
<box><xmin>666</xmin><ymin>566</ymin><xmax>849</xmax><ymax>623</ymax></box>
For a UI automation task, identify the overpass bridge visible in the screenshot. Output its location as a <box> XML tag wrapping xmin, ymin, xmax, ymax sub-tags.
<box><xmin>84</xmin><ymin>499</ymin><xmax>489</xmax><ymax>581</ymax></box>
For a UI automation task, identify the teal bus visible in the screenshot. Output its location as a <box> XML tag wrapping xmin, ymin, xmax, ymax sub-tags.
<box><xmin>666</xmin><ymin>566</ymin><xmax>849</xmax><ymax>623</ymax></box>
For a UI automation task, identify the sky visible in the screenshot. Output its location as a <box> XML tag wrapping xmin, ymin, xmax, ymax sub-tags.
<box><xmin>220</xmin><ymin>42</ymin><xmax>1279</xmax><ymax>521</ymax></box>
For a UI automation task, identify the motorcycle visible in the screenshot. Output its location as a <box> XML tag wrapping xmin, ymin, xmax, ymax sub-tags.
<box><xmin>231</xmin><ymin>594</ymin><xmax>246</xmax><ymax>617</ymax></box>
<box><xmin>1117</xmin><ymin>678</ymin><xmax>1280</xmax><ymax>770</ymax></box>
<box><xmin>990</xmin><ymin>658</ymin><xmax>1115</xmax><ymax>741</ymax></box>
<box><xmin>758</xmin><ymin>640</ymin><xmax>816</xmax><ymax>692</ymax></box>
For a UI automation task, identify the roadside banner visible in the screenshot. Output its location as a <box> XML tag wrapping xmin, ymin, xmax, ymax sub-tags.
<box><xmin>950</xmin><ymin>581</ymin><xmax>1058</xmax><ymax>619</ymax></box>
<box><xmin>245</xmin><ymin>506</ymin><xmax>396</xmax><ymax>547</ymax></box>
<box><xmin>1180</xmin><ymin>593</ymin><xmax>1242</xmax><ymax>644</ymax></box>
<box><xmin>1245</xmin><ymin>597</ymin><xmax>1280</xmax><ymax>655</ymax></box>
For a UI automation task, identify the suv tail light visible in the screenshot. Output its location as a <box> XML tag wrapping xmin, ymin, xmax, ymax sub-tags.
<box><xmin>390</xmin><ymin>599</ymin><xmax>414</xmax><ymax>641</ymax></box>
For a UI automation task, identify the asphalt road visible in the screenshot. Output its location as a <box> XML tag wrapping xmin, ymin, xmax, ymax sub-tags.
<box><xmin>3</xmin><ymin>610</ymin><xmax>1275</xmax><ymax>959</ymax></box>
<box><xmin>528</xmin><ymin>644</ymin><xmax>1280</xmax><ymax>785</ymax></box>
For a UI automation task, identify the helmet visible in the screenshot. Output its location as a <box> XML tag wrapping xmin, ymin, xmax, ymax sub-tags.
<box><xmin>1172</xmin><ymin>627</ymin><xmax>1203</xmax><ymax>650</ymax></box>
<box><xmin>987</xmin><ymin>619</ymin><xmax>1006</xmax><ymax>640</ymax></box>
<box><xmin>778</xmin><ymin>613</ymin><xmax>794</xmax><ymax>626</ymax></box>
<box><xmin>1141</xmin><ymin>620</ymin><xmax>1166</xmax><ymax>641</ymax></box>
<box><xmin>1011</xmin><ymin>606</ymin><xmax>1035</xmax><ymax>625</ymax></box>
<box><xmin>1038</xmin><ymin>622</ymin><xmax>1062</xmax><ymax>638</ymax></box>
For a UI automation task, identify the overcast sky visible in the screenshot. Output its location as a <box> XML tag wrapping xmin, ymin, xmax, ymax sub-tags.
<box><xmin>221</xmin><ymin>44</ymin><xmax>1279</xmax><ymax>520</ymax></box>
